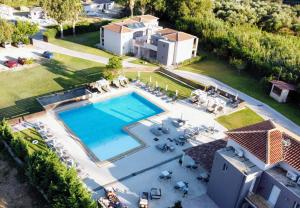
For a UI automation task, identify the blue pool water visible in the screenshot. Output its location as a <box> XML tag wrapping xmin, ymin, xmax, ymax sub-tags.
<box><xmin>58</xmin><ymin>92</ymin><xmax>163</xmax><ymax>161</ymax></box>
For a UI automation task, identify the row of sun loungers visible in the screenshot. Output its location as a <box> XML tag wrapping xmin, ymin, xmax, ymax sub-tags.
<box><xmin>134</xmin><ymin>80</ymin><xmax>178</xmax><ymax>102</ymax></box>
<box><xmin>32</xmin><ymin>122</ymin><xmax>86</xmax><ymax>177</ymax></box>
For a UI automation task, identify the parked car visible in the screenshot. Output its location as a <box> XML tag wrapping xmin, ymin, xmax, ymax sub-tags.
<box><xmin>4</xmin><ymin>60</ymin><xmax>18</xmax><ymax>68</ymax></box>
<box><xmin>17</xmin><ymin>57</ymin><xmax>27</xmax><ymax>65</ymax></box>
<box><xmin>42</xmin><ymin>51</ymin><xmax>54</xmax><ymax>59</ymax></box>
<box><xmin>13</xmin><ymin>42</ymin><xmax>25</xmax><ymax>48</ymax></box>
<box><xmin>1</xmin><ymin>42</ymin><xmax>12</xmax><ymax>48</ymax></box>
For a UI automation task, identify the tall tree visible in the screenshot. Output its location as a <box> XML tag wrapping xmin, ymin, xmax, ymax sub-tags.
<box><xmin>139</xmin><ymin>0</ymin><xmax>150</xmax><ymax>15</ymax></box>
<box><xmin>40</xmin><ymin>0</ymin><xmax>69</xmax><ymax>38</ymax></box>
<box><xmin>129</xmin><ymin>0</ymin><xmax>135</xmax><ymax>17</ymax></box>
<box><xmin>67</xmin><ymin>0</ymin><xmax>83</xmax><ymax>36</ymax></box>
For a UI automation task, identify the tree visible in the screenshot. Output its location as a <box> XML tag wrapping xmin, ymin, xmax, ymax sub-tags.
<box><xmin>12</xmin><ymin>21</ymin><xmax>39</xmax><ymax>44</ymax></box>
<box><xmin>67</xmin><ymin>0</ymin><xmax>83</xmax><ymax>36</ymax></box>
<box><xmin>139</xmin><ymin>0</ymin><xmax>150</xmax><ymax>15</ymax></box>
<box><xmin>0</xmin><ymin>19</ymin><xmax>14</xmax><ymax>43</ymax></box>
<box><xmin>129</xmin><ymin>0</ymin><xmax>135</xmax><ymax>17</ymax></box>
<box><xmin>104</xmin><ymin>56</ymin><xmax>123</xmax><ymax>80</ymax></box>
<box><xmin>106</xmin><ymin>56</ymin><xmax>123</xmax><ymax>69</ymax></box>
<box><xmin>40</xmin><ymin>0</ymin><xmax>69</xmax><ymax>38</ymax></box>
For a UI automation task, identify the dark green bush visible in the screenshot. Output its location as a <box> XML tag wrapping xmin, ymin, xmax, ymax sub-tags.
<box><xmin>44</xmin><ymin>20</ymin><xmax>111</xmax><ymax>38</ymax></box>
<box><xmin>0</xmin><ymin>120</ymin><xmax>97</xmax><ymax>208</ymax></box>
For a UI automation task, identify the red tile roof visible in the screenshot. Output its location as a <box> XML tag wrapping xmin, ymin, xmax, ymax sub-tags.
<box><xmin>131</xmin><ymin>15</ymin><xmax>159</xmax><ymax>23</ymax></box>
<box><xmin>102</xmin><ymin>23</ymin><xmax>132</xmax><ymax>33</ymax></box>
<box><xmin>226</xmin><ymin>120</ymin><xmax>300</xmax><ymax>171</ymax></box>
<box><xmin>270</xmin><ymin>80</ymin><xmax>296</xmax><ymax>91</ymax></box>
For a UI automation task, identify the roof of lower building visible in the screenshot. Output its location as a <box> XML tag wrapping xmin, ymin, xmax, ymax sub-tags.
<box><xmin>226</xmin><ymin>120</ymin><xmax>300</xmax><ymax>171</ymax></box>
<box><xmin>102</xmin><ymin>23</ymin><xmax>132</xmax><ymax>33</ymax></box>
<box><xmin>183</xmin><ymin>139</ymin><xmax>227</xmax><ymax>172</ymax></box>
<box><xmin>270</xmin><ymin>80</ymin><xmax>296</xmax><ymax>91</ymax></box>
<box><xmin>131</xmin><ymin>15</ymin><xmax>159</xmax><ymax>23</ymax></box>
<box><xmin>163</xmin><ymin>31</ymin><xmax>196</xmax><ymax>42</ymax></box>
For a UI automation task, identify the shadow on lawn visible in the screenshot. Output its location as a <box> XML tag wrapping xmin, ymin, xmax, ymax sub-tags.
<box><xmin>0</xmin><ymin>59</ymin><xmax>106</xmax><ymax>120</ymax></box>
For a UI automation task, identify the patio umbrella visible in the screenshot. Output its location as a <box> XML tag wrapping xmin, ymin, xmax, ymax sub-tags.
<box><xmin>149</xmin><ymin>76</ymin><xmax>152</xmax><ymax>83</ymax></box>
<box><xmin>165</xmin><ymin>84</ymin><xmax>168</xmax><ymax>91</ymax></box>
<box><xmin>175</xmin><ymin>90</ymin><xmax>178</xmax><ymax>97</ymax></box>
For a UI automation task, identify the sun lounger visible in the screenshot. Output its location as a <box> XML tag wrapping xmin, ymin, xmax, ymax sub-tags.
<box><xmin>112</xmin><ymin>79</ymin><xmax>121</xmax><ymax>88</ymax></box>
<box><xmin>215</xmin><ymin>106</ymin><xmax>224</xmax><ymax>114</ymax></box>
<box><xmin>189</xmin><ymin>96</ymin><xmax>198</xmax><ymax>103</ymax></box>
<box><xmin>206</xmin><ymin>104</ymin><xmax>217</xmax><ymax>113</ymax></box>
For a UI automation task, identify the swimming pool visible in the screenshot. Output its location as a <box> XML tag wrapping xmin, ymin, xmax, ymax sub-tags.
<box><xmin>58</xmin><ymin>92</ymin><xmax>164</xmax><ymax>161</ymax></box>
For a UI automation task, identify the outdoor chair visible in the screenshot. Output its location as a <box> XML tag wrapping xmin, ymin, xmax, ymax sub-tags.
<box><xmin>156</xmin><ymin>143</ymin><xmax>168</xmax><ymax>152</ymax></box>
<box><xmin>150</xmin><ymin>127</ymin><xmax>163</xmax><ymax>136</ymax></box>
<box><xmin>150</xmin><ymin>188</ymin><xmax>161</xmax><ymax>199</ymax></box>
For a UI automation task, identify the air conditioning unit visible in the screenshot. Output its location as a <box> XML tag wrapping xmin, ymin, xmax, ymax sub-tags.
<box><xmin>286</xmin><ymin>171</ymin><xmax>298</xmax><ymax>181</ymax></box>
<box><xmin>235</xmin><ymin>149</ymin><xmax>244</xmax><ymax>157</ymax></box>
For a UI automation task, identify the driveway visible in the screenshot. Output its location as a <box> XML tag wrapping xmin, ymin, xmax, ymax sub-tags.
<box><xmin>173</xmin><ymin>70</ymin><xmax>300</xmax><ymax>135</ymax></box>
<box><xmin>32</xmin><ymin>39</ymin><xmax>149</xmax><ymax>68</ymax></box>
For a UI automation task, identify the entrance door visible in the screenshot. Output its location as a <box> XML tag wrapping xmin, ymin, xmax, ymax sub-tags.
<box><xmin>268</xmin><ymin>185</ymin><xmax>281</xmax><ymax>207</ymax></box>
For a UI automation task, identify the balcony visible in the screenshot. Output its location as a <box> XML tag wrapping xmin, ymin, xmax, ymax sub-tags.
<box><xmin>245</xmin><ymin>192</ymin><xmax>272</xmax><ymax>208</ymax></box>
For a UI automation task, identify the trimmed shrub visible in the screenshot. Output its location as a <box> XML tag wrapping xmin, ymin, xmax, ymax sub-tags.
<box><xmin>44</xmin><ymin>20</ymin><xmax>111</xmax><ymax>39</ymax></box>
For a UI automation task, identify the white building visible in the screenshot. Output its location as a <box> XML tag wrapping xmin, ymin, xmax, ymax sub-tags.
<box><xmin>0</xmin><ymin>4</ymin><xmax>14</xmax><ymax>19</ymax></box>
<box><xmin>84</xmin><ymin>0</ymin><xmax>114</xmax><ymax>14</ymax></box>
<box><xmin>100</xmin><ymin>15</ymin><xmax>198</xmax><ymax>66</ymax></box>
<box><xmin>29</xmin><ymin>7</ymin><xmax>45</xmax><ymax>20</ymax></box>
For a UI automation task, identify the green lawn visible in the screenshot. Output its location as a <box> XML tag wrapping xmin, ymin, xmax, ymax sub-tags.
<box><xmin>179</xmin><ymin>52</ymin><xmax>300</xmax><ymax>126</ymax></box>
<box><xmin>125</xmin><ymin>71</ymin><xmax>193</xmax><ymax>98</ymax></box>
<box><xmin>0</xmin><ymin>53</ymin><xmax>105</xmax><ymax>119</ymax></box>
<box><xmin>48</xmin><ymin>32</ymin><xmax>113</xmax><ymax>58</ymax></box>
<box><xmin>216</xmin><ymin>107</ymin><xmax>264</xmax><ymax>130</ymax></box>
<box><xmin>129</xmin><ymin>59</ymin><xmax>157</xmax><ymax>67</ymax></box>
<box><xmin>17</xmin><ymin>128</ymin><xmax>48</xmax><ymax>154</ymax></box>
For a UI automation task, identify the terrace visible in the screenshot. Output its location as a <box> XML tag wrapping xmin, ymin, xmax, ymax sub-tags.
<box><xmin>13</xmin><ymin>80</ymin><xmax>231</xmax><ymax>207</ymax></box>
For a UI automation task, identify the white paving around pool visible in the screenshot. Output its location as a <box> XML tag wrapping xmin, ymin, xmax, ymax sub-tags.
<box><xmin>31</xmin><ymin>85</ymin><xmax>226</xmax><ymax>207</ymax></box>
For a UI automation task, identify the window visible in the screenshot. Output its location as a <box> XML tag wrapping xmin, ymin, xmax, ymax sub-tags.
<box><xmin>272</xmin><ymin>86</ymin><xmax>282</xmax><ymax>96</ymax></box>
<box><xmin>222</xmin><ymin>163</ymin><xmax>228</xmax><ymax>171</ymax></box>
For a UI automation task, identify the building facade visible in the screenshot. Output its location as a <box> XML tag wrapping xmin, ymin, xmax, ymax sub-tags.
<box><xmin>207</xmin><ymin>120</ymin><xmax>300</xmax><ymax>208</ymax></box>
<box><xmin>100</xmin><ymin>15</ymin><xmax>198</xmax><ymax>66</ymax></box>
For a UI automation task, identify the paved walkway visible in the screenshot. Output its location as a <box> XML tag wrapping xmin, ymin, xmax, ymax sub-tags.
<box><xmin>173</xmin><ymin>70</ymin><xmax>300</xmax><ymax>135</ymax></box>
<box><xmin>32</xmin><ymin>39</ymin><xmax>147</xmax><ymax>68</ymax></box>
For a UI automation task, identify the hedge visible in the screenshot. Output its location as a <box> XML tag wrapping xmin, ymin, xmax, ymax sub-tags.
<box><xmin>0</xmin><ymin>120</ymin><xmax>97</xmax><ymax>208</ymax></box>
<box><xmin>44</xmin><ymin>20</ymin><xmax>111</xmax><ymax>39</ymax></box>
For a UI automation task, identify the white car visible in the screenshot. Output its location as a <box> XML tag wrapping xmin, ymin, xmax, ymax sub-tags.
<box><xmin>1</xmin><ymin>42</ymin><xmax>12</xmax><ymax>48</ymax></box>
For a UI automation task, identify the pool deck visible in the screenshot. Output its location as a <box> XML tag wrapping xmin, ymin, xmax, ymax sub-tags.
<box><xmin>32</xmin><ymin>85</ymin><xmax>226</xmax><ymax>207</ymax></box>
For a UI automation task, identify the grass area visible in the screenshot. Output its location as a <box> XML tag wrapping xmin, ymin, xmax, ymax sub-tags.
<box><xmin>48</xmin><ymin>31</ymin><xmax>113</xmax><ymax>58</ymax></box>
<box><xmin>125</xmin><ymin>71</ymin><xmax>193</xmax><ymax>98</ymax></box>
<box><xmin>216</xmin><ymin>107</ymin><xmax>264</xmax><ymax>130</ymax></box>
<box><xmin>179</xmin><ymin>52</ymin><xmax>300</xmax><ymax>126</ymax></box>
<box><xmin>129</xmin><ymin>59</ymin><xmax>157</xmax><ymax>67</ymax></box>
<box><xmin>0</xmin><ymin>53</ymin><xmax>106</xmax><ymax>119</ymax></box>
<box><xmin>16</xmin><ymin>128</ymin><xmax>48</xmax><ymax>154</ymax></box>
